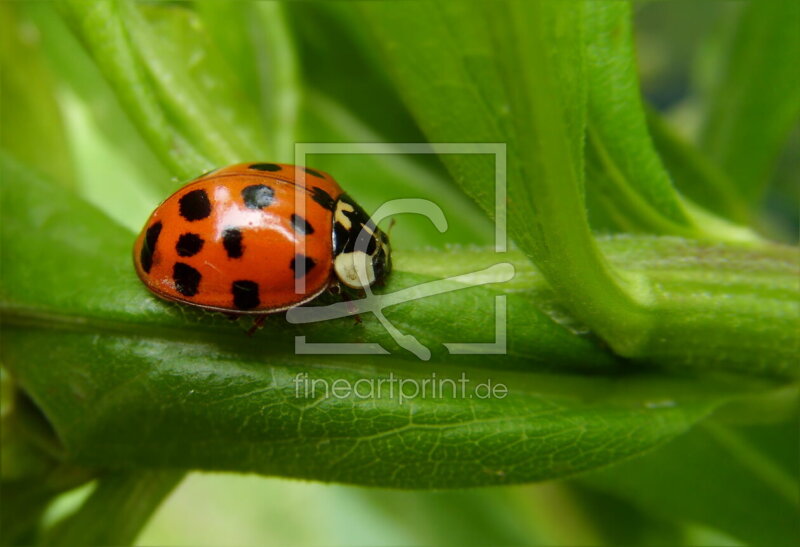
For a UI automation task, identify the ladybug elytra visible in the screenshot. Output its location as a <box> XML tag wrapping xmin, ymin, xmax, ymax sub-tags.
<box><xmin>133</xmin><ymin>162</ymin><xmax>391</xmax><ymax>313</ymax></box>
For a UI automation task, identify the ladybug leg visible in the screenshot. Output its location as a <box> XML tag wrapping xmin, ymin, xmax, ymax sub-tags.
<box><xmin>247</xmin><ymin>315</ymin><xmax>267</xmax><ymax>336</ymax></box>
<box><xmin>349</xmin><ymin>306</ymin><xmax>363</xmax><ymax>325</ymax></box>
<box><xmin>339</xmin><ymin>290</ymin><xmax>362</xmax><ymax>324</ymax></box>
<box><xmin>327</xmin><ymin>281</ymin><xmax>342</xmax><ymax>296</ymax></box>
<box><xmin>222</xmin><ymin>312</ymin><xmax>240</xmax><ymax>322</ymax></box>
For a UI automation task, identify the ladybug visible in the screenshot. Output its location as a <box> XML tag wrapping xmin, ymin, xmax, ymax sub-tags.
<box><xmin>133</xmin><ymin>162</ymin><xmax>391</xmax><ymax>314</ymax></box>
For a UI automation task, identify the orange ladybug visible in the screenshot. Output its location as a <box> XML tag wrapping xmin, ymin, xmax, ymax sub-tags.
<box><xmin>133</xmin><ymin>162</ymin><xmax>391</xmax><ymax>313</ymax></box>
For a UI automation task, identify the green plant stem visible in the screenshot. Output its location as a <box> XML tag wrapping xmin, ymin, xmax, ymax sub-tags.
<box><xmin>600</xmin><ymin>237</ymin><xmax>799</xmax><ymax>376</ymax></box>
<box><xmin>404</xmin><ymin>237</ymin><xmax>799</xmax><ymax>377</ymax></box>
<box><xmin>499</xmin><ymin>1</ymin><xmax>654</xmax><ymax>357</ymax></box>
<box><xmin>43</xmin><ymin>470</ymin><xmax>185</xmax><ymax>547</ymax></box>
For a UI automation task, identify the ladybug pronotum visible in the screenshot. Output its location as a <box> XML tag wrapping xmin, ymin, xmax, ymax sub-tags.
<box><xmin>133</xmin><ymin>162</ymin><xmax>391</xmax><ymax>313</ymax></box>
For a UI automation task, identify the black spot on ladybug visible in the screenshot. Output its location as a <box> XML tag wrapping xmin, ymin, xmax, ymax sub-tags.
<box><xmin>290</xmin><ymin>254</ymin><xmax>316</xmax><ymax>278</ymax></box>
<box><xmin>222</xmin><ymin>228</ymin><xmax>244</xmax><ymax>258</ymax></box>
<box><xmin>290</xmin><ymin>214</ymin><xmax>314</xmax><ymax>235</ymax></box>
<box><xmin>232</xmin><ymin>280</ymin><xmax>260</xmax><ymax>310</ymax></box>
<box><xmin>242</xmin><ymin>184</ymin><xmax>275</xmax><ymax>209</ymax></box>
<box><xmin>179</xmin><ymin>189</ymin><xmax>212</xmax><ymax>221</ymax></box>
<box><xmin>175</xmin><ymin>233</ymin><xmax>204</xmax><ymax>257</ymax></box>
<box><xmin>140</xmin><ymin>221</ymin><xmax>162</xmax><ymax>273</ymax></box>
<box><xmin>302</xmin><ymin>167</ymin><xmax>324</xmax><ymax>179</ymax></box>
<box><xmin>311</xmin><ymin>187</ymin><xmax>336</xmax><ymax>211</ymax></box>
<box><xmin>249</xmin><ymin>163</ymin><xmax>282</xmax><ymax>172</ymax></box>
<box><xmin>173</xmin><ymin>262</ymin><xmax>201</xmax><ymax>296</ymax></box>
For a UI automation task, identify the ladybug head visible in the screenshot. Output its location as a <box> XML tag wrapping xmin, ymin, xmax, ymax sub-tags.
<box><xmin>332</xmin><ymin>196</ymin><xmax>391</xmax><ymax>291</ymax></box>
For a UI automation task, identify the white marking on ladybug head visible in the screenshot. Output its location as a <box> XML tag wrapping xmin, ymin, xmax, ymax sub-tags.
<box><xmin>334</xmin><ymin>251</ymin><xmax>376</xmax><ymax>289</ymax></box>
<box><xmin>334</xmin><ymin>200</ymin><xmax>355</xmax><ymax>230</ymax></box>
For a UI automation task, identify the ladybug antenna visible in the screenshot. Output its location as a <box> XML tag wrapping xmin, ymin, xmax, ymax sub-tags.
<box><xmin>387</xmin><ymin>218</ymin><xmax>397</xmax><ymax>237</ymax></box>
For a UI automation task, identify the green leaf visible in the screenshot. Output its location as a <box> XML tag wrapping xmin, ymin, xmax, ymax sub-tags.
<box><xmin>0</xmin><ymin>326</ymin><xmax>743</xmax><ymax>488</ymax></box>
<box><xmin>285</xmin><ymin>1</ymin><xmax>428</xmax><ymax>146</ymax></box>
<box><xmin>56</xmin><ymin>0</ymin><xmax>292</xmax><ymax>181</ymax></box>
<box><xmin>584</xmin><ymin>2</ymin><xmax>757</xmax><ymax>244</ymax></box>
<box><xmin>646</xmin><ymin>107</ymin><xmax>751</xmax><ymax>225</ymax></box>
<box><xmin>21</xmin><ymin>1</ymin><xmax>172</xmax><ymax>231</ymax></box>
<box><xmin>284</xmin><ymin>2</ymin><xmax>495</xmax><ymax>248</ymax></box>
<box><xmin>56</xmin><ymin>0</ymin><xmax>209</xmax><ymax>179</ymax></box>
<box><xmin>196</xmin><ymin>1</ymin><xmax>300</xmax><ymax>161</ymax></box>
<box><xmin>1</xmin><ymin>154</ymin><xmax>795</xmax><ymax>489</ymax></box>
<box><xmin>580</xmin><ymin>419</ymin><xmax>800</xmax><ymax>546</ymax></box>
<box><xmin>248</xmin><ymin>2</ymin><xmax>301</xmax><ymax>162</ymax></box>
<box><xmin>124</xmin><ymin>2</ymin><xmax>271</xmax><ymax>164</ymax></box>
<box><xmin>0</xmin><ymin>4</ymin><xmax>74</xmax><ymax>188</ymax></box>
<box><xmin>699</xmin><ymin>0</ymin><xmax>800</xmax><ymax>207</ymax></box>
<box><xmin>1</xmin><ymin>372</ymin><xmax>93</xmax><ymax>546</ymax></box>
<box><xmin>585</xmin><ymin>2</ymin><xmax>690</xmax><ymax>230</ymax></box>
